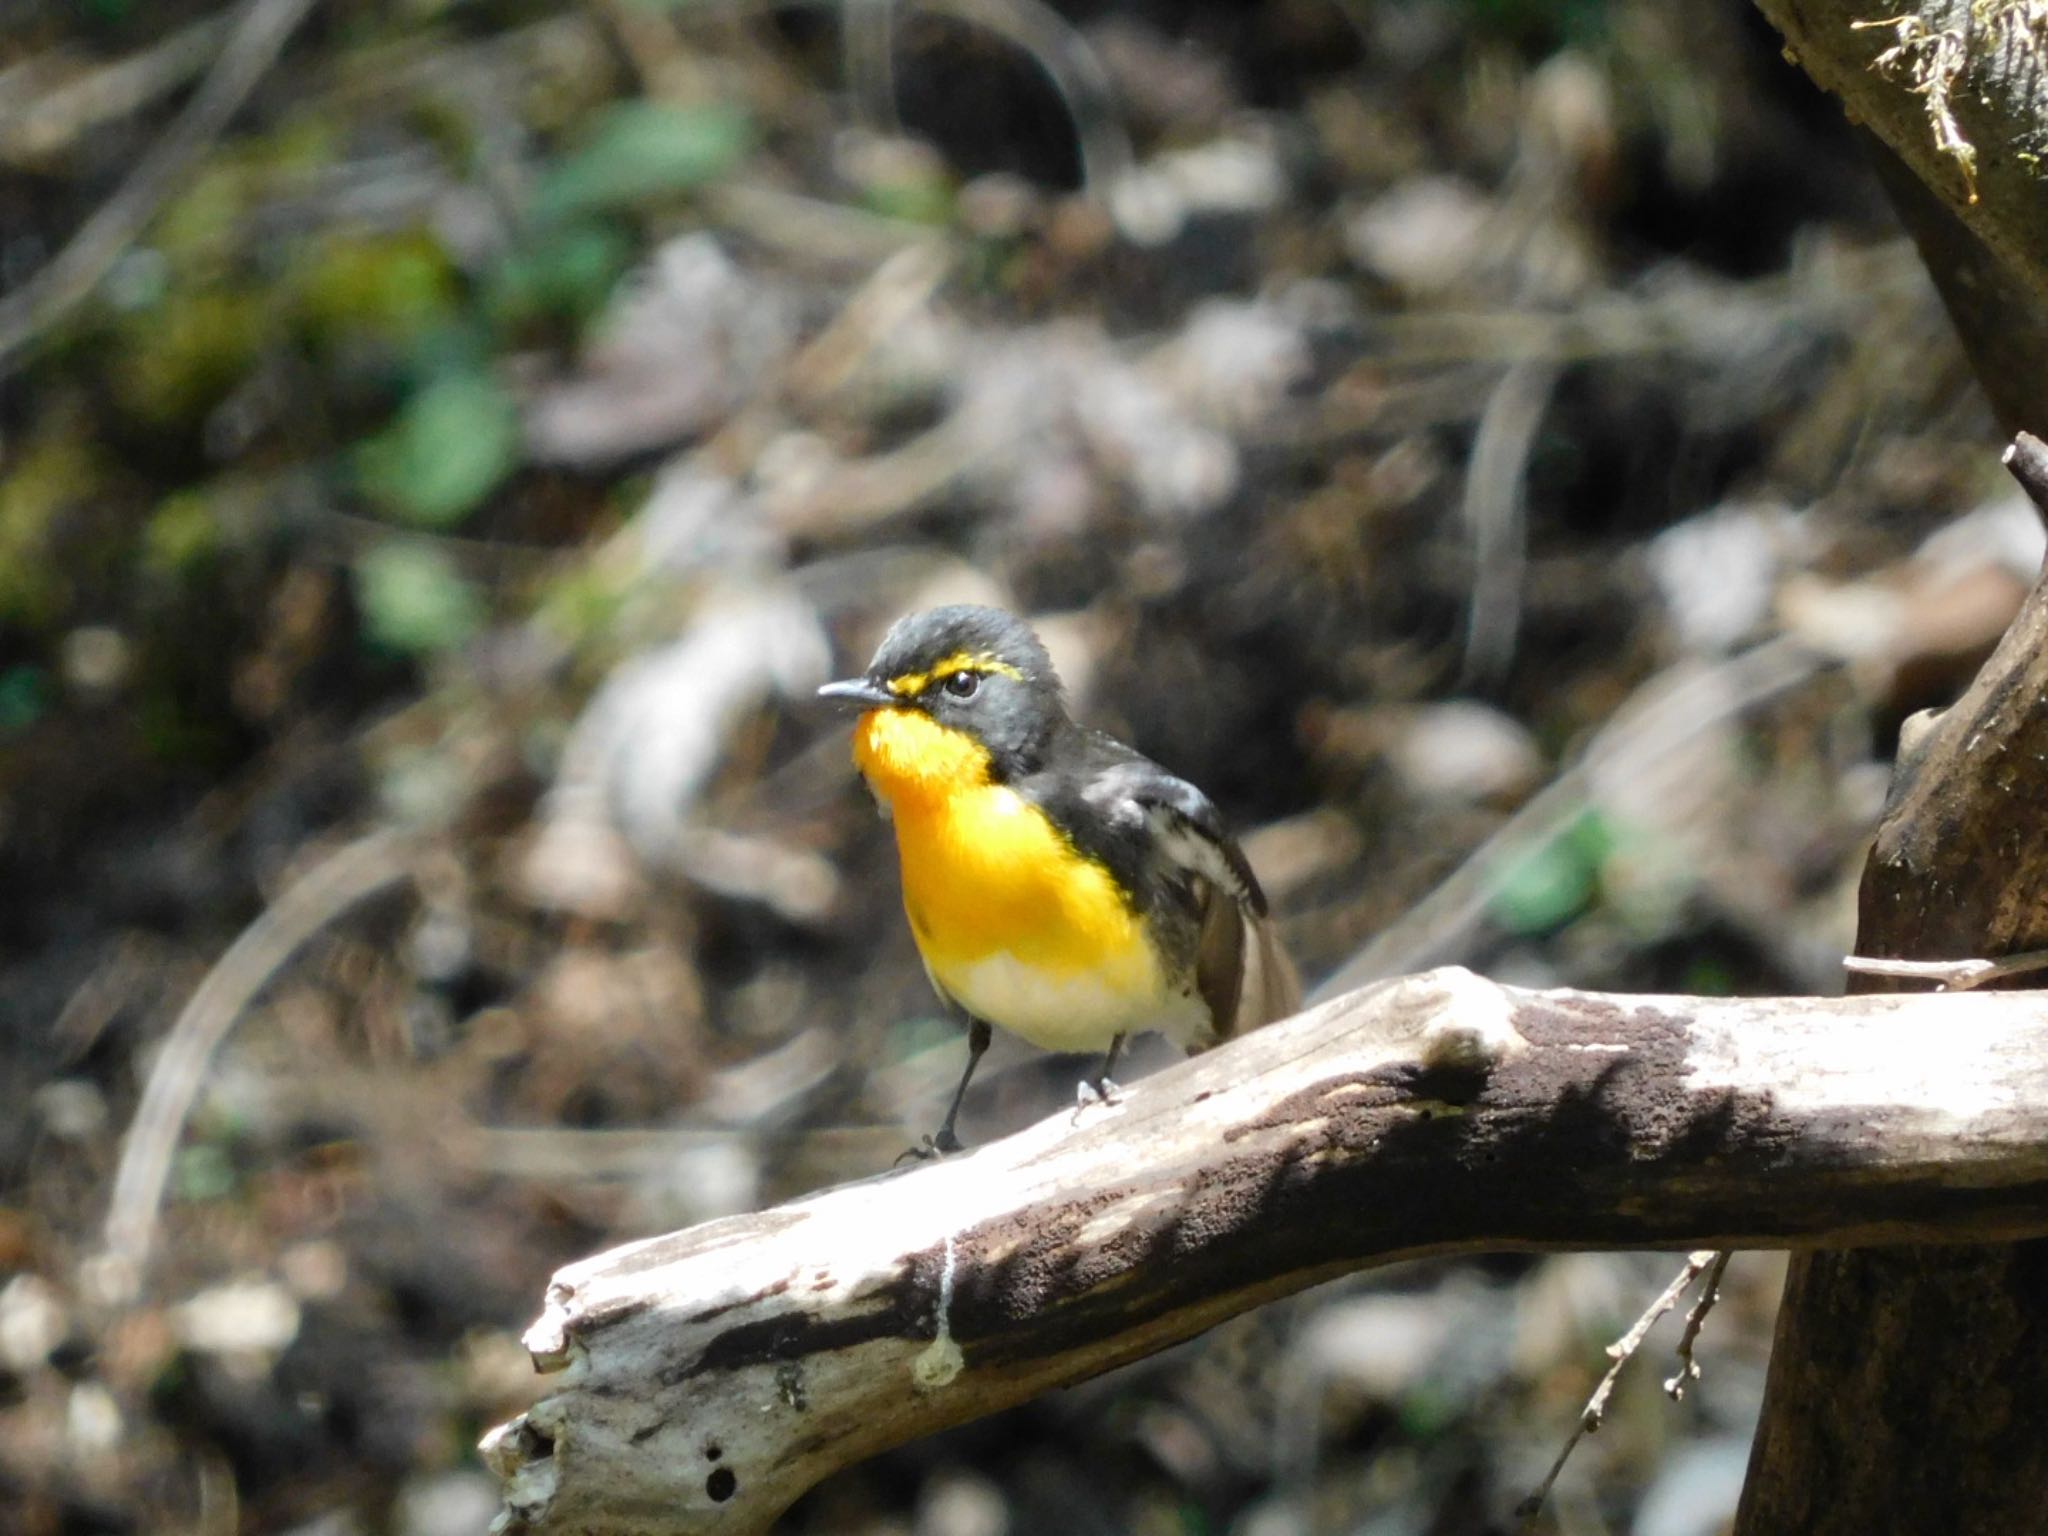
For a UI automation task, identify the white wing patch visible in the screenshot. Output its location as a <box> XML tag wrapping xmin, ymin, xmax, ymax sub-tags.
<box><xmin>1146</xmin><ymin>806</ymin><xmax>1249</xmax><ymax>899</ymax></box>
<box><xmin>1084</xmin><ymin>763</ymin><xmax>1252</xmax><ymax>903</ymax></box>
<box><xmin>1080</xmin><ymin>765</ymin><xmax>1152</xmax><ymax>830</ymax></box>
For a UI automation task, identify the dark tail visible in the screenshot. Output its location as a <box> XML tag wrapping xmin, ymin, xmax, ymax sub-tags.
<box><xmin>1233</xmin><ymin>911</ymin><xmax>1301</xmax><ymax>1036</ymax></box>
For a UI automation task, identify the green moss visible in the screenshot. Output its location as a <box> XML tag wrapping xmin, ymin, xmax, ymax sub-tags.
<box><xmin>0</xmin><ymin>429</ymin><xmax>102</xmax><ymax>625</ymax></box>
<box><xmin>862</xmin><ymin>173</ymin><xmax>955</xmax><ymax>227</ymax></box>
<box><xmin>153</xmin><ymin>161</ymin><xmax>260</xmax><ymax>271</ymax></box>
<box><xmin>294</xmin><ymin>230</ymin><xmax>461</xmax><ymax>347</ymax></box>
<box><xmin>111</xmin><ymin>285</ymin><xmax>270</xmax><ymax>426</ymax></box>
<box><xmin>143</xmin><ymin>491</ymin><xmax>223</xmax><ymax>577</ymax></box>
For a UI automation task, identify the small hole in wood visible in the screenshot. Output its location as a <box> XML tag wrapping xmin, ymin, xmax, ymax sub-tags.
<box><xmin>704</xmin><ymin>1442</ymin><xmax>723</xmax><ymax>1462</ymax></box>
<box><xmin>707</xmin><ymin>1468</ymin><xmax>737</xmax><ymax>1503</ymax></box>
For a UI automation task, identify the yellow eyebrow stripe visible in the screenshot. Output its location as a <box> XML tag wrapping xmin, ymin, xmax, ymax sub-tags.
<box><xmin>885</xmin><ymin>652</ymin><xmax>1025</xmax><ymax>697</ymax></box>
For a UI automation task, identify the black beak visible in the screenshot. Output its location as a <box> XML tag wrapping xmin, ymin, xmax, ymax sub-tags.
<box><xmin>817</xmin><ymin>677</ymin><xmax>896</xmax><ymax>710</ymax></box>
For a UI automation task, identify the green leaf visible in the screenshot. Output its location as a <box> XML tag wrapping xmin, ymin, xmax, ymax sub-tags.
<box><xmin>1397</xmin><ymin>1379</ymin><xmax>1462</xmax><ymax>1439</ymax></box>
<box><xmin>354</xmin><ymin>540</ymin><xmax>484</xmax><ymax>656</ymax></box>
<box><xmin>295</xmin><ymin>230</ymin><xmax>459</xmax><ymax>346</ymax></box>
<box><xmin>0</xmin><ymin>429</ymin><xmax>101</xmax><ymax>625</ymax></box>
<box><xmin>487</xmin><ymin>221</ymin><xmax>634</xmax><ymax>329</ymax></box>
<box><xmin>355</xmin><ymin>368</ymin><xmax>520</xmax><ymax>528</ymax></box>
<box><xmin>174</xmin><ymin>1143</ymin><xmax>236</xmax><ymax>1203</ymax></box>
<box><xmin>535</xmin><ymin>101</ymin><xmax>751</xmax><ymax>220</ymax></box>
<box><xmin>1488</xmin><ymin>809</ymin><xmax>1615</xmax><ymax>936</ymax></box>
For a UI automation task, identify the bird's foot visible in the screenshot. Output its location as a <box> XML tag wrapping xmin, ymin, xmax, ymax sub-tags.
<box><xmin>1071</xmin><ymin>1075</ymin><xmax>1122</xmax><ymax>1122</ymax></box>
<box><xmin>895</xmin><ymin>1128</ymin><xmax>966</xmax><ymax>1165</ymax></box>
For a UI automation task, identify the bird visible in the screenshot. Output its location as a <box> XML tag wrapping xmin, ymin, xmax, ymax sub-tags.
<box><xmin>819</xmin><ymin>604</ymin><xmax>1299</xmax><ymax>1153</ymax></box>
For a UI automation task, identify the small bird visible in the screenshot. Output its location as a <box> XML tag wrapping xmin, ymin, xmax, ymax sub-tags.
<box><xmin>820</xmin><ymin>605</ymin><xmax>1299</xmax><ymax>1153</ymax></box>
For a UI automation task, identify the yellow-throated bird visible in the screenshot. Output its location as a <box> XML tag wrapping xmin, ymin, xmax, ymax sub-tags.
<box><xmin>821</xmin><ymin>605</ymin><xmax>1299</xmax><ymax>1152</ymax></box>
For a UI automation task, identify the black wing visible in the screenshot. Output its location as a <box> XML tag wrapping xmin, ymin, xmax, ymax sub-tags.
<box><xmin>1042</xmin><ymin>735</ymin><xmax>1296</xmax><ymax>1042</ymax></box>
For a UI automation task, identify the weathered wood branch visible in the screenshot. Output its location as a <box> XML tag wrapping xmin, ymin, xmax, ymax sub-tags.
<box><xmin>1862</xmin><ymin>132</ymin><xmax>2048</xmax><ymax>440</ymax></box>
<box><xmin>1756</xmin><ymin>0</ymin><xmax>2048</xmax><ymax>303</ymax></box>
<box><xmin>1733</xmin><ymin>445</ymin><xmax>2048</xmax><ymax>1531</ymax></box>
<box><xmin>482</xmin><ymin>967</ymin><xmax>2048</xmax><ymax>1536</ymax></box>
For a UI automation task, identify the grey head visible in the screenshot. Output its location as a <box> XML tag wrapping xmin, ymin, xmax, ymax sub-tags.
<box><xmin>817</xmin><ymin>605</ymin><xmax>1069</xmax><ymax>776</ymax></box>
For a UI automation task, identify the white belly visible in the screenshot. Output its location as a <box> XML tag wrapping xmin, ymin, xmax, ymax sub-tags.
<box><xmin>940</xmin><ymin>950</ymin><xmax>1211</xmax><ymax>1053</ymax></box>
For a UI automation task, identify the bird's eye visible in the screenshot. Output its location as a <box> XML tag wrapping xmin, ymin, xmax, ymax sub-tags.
<box><xmin>942</xmin><ymin>670</ymin><xmax>980</xmax><ymax>699</ymax></box>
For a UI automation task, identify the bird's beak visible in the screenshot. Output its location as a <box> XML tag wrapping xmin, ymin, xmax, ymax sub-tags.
<box><xmin>817</xmin><ymin>677</ymin><xmax>896</xmax><ymax>710</ymax></box>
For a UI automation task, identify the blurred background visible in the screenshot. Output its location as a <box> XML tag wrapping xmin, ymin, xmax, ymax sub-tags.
<box><xmin>0</xmin><ymin>0</ymin><xmax>2030</xmax><ymax>1532</ymax></box>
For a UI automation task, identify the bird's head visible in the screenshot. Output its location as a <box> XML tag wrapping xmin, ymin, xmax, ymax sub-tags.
<box><xmin>819</xmin><ymin>605</ymin><xmax>1067</xmax><ymax>796</ymax></box>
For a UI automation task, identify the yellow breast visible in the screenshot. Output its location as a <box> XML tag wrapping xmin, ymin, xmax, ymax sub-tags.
<box><xmin>852</xmin><ymin>708</ymin><xmax>1178</xmax><ymax>1050</ymax></box>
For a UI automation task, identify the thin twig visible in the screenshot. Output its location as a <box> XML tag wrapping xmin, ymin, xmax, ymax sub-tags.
<box><xmin>2003</xmin><ymin>430</ymin><xmax>2048</xmax><ymax>520</ymax></box>
<box><xmin>586</xmin><ymin>0</ymin><xmax>713</xmax><ymax>100</ymax></box>
<box><xmin>782</xmin><ymin>240</ymin><xmax>953</xmax><ymax>407</ymax></box>
<box><xmin>1459</xmin><ymin>359</ymin><xmax>1560</xmax><ymax>688</ymax></box>
<box><xmin>1664</xmin><ymin>1249</ymin><xmax>1732</xmax><ymax>1399</ymax></box>
<box><xmin>94</xmin><ymin>830</ymin><xmax>413</xmax><ymax>1304</ymax></box>
<box><xmin>1517</xmin><ymin>1250</ymin><xmax>1722</xmax><ymax>1528</ymax></box>
<box><xmin>1842</xmin><ymin>950</ymin><xmax>2048</xmax><ymax>989</ymax></box>
<box><xmin>0</xmin><ymin>0</ymin><xmax>318</xmax><ymax>376</ymax></box>
<box><xmin>843</xmin><ymin>0</ymin><xmax>903</xmax><ymax>135</ymax></box>
<box><xmin>0</xmin><ymin>10</ymin><xmax>235</xmax><ymax>162</ymax></box>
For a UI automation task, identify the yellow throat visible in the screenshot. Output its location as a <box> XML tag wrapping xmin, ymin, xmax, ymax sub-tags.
<box><xmin>851</xmin><ymin>707</ymin><xmax>1173</xmax><ymax>1050</ymax></box>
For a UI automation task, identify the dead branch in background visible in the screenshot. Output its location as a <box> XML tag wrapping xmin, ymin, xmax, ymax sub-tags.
<box><xmin>94</xmin><ymin>832</ymin><xmax>414</xmax><ymax>1303</ymax></box>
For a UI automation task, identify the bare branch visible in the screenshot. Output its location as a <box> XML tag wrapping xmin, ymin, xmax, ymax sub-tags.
<box><xmin>93</xmin><ymin>832</ymin><xmax>414</xmax><ymax>1303</ymax></box>
<box><xmin>479</xmin><ymin>967</ymin><xmax>2048</xmax><ymax>1536</ymax></box>
<box><xmin>2005</xmin><ymin>430</ymin><xmax>2048</xmax><ymax>520</ymax></box>
<box><xmin>1518</xmin><ymin>1250</ymin><xmax>1723</xmax><ymax>1528</ymax></box>
<box><xmin>1664</xmin><ymin>1249</ymin><xmax>1733</xmax><ymax>1400</ymax></box>
<box><xmin>1843</xmin><ymin>950</ymin><xmax>2048</xmax><ymax>989</ymax></box>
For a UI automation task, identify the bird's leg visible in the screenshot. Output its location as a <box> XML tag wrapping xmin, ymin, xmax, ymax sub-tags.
<box><xmin>901</xmin><ymin>1015</ymin><xmax>992</xmax><ymax>1161</ymax></box>
<box><xmin>1076</xmin><ymin>1032</ymin><xmax>1126</xmax><ymax>1111</ymax></box>
<box><xmin>933</xmin><ymin>1015</ymin><xmax>991</xmax><ymax>1151</ymax></box>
